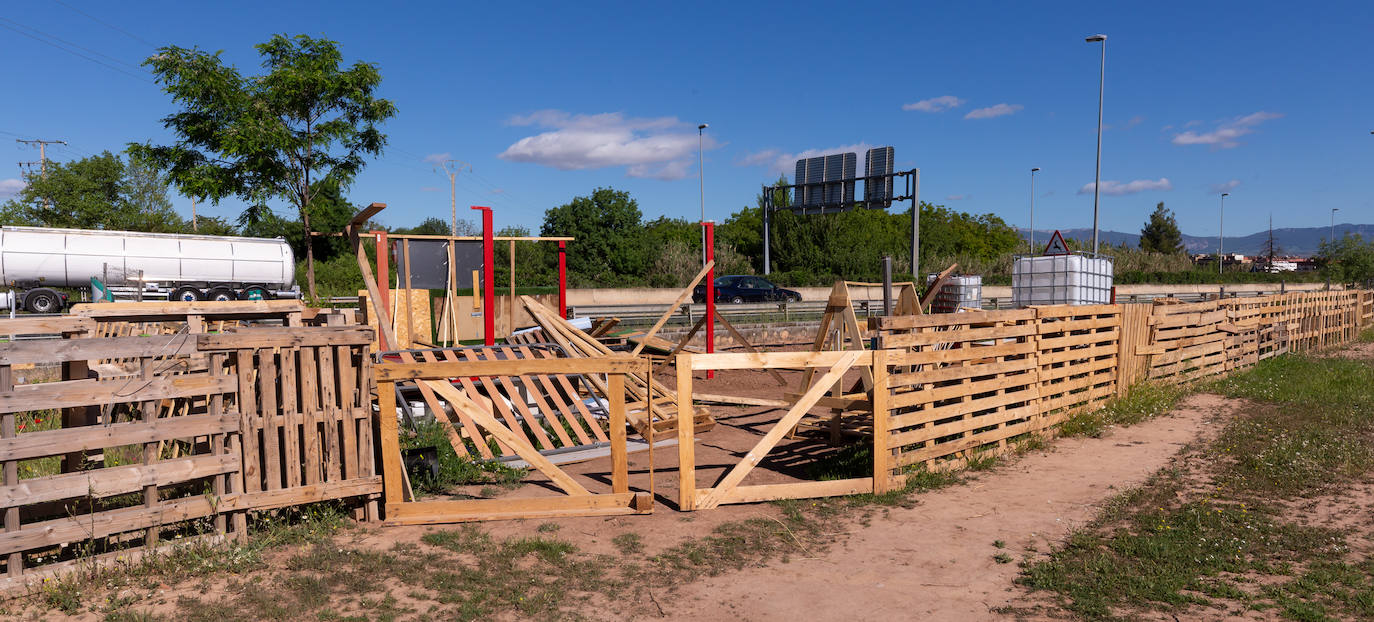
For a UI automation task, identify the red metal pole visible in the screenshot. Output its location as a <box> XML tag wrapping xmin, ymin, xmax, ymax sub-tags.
<box><xmin>471</xmin><ymin>206</ymin><xmax>495</xmax><ymax>346</ymax></box>
<box><xmin>371</xmin><ymin>230</ymin><xmax>390</xmax><ymax>351</ymax></box>
<box><xmin>704</xmin><ymin>221</ymin><xmax>715</xmax><ymax>379</ymax></box>
<box><xmin>557</xmin><ymin>240</ymin><xmax>568</xmax><ymax>318</ymax></box>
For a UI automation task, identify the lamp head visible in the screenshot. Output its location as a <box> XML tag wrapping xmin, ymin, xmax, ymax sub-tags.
<box><xmin>1222</xmin><ymin>193</ymin><xmax>1229</xmax><ymax>198</ymax></box>
<box><xmin>1085</xmin><ymin>34</ymin><xmax>1107</xmax><ymax>42</ymax></box>
<box><xmin>1031</xmin><ymin>167</ymin><xmax>1040</xmax><ymax>172</ymax></box>
<box><xmin>698</xmin><ymin>123</ymin><xmax>709</xmax><ymax>130</ymax></box>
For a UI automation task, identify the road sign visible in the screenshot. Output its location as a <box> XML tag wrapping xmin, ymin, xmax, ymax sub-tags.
<box><xmin>1043</xmin><ymin>230</ymin><xmax>1070</xmax><ymax>256</ymax></box>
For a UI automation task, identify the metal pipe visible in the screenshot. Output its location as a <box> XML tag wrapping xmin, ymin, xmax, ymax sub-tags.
<box><xmin>1087</xmin><ymin>34</ymin><xmax>1107</xmax><ymax>255</ymax></box>
<box><xmin>881</xmin><ymin>255</ymin><xmax>893</xmax><ymax>316</ymax></box>
<box><xmin>1030</xmin><ymin>167</ymin><xmax>1040</xmax><ymax>253</ymax></box>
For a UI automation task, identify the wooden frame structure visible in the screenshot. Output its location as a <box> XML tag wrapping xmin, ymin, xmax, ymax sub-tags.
<box><xmin>677</xmin><ymin>350</ymin><xmax>877</xmax><ymax>510</ymax></box>
<box><xmin>374</xmin><ymin>355</ymin><xmax>653</xmax><ymax>524</ymax></box>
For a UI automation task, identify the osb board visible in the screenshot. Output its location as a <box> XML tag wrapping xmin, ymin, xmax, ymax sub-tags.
<box><xmin>358</xmin><ymin>289</ymin><xmax>432</xmax><ymax>349</ymax></box>
<box><xmin>443</xmin><ymin>294</ymin><xmax>558</xmax><ymax>342</ymax></box>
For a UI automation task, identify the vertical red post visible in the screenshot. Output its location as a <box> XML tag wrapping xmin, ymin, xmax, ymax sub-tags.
<box><xmin>557</xmin><ymin>240</ymin><xmax>568</xmax><ymax>318</ymax></box>
<box><xmin>704</xmin><ymin>221</ymin><xmax>715</xmax><ymax>379</ymax></box>
<box><xmin>471</xmin><ymin>206</ymin><xmax>495</xmax><ymax>346</ymax></box>
<box><xmin>371</xmin><ymin>230</ymin><xmax>390</xmax><ymax>351</ymax></box>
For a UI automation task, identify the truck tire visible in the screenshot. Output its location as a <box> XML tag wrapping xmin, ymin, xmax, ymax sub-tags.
<box><xmin>23</xmin><ymin>288</ymin><xmax>63</xmax><ymax>313</ymax></box>
<box><xmin>240</xmin><ymin>286</ymin><xmax>271</xmax><ymax>301</ymax></box>
<box><xmin>206</xmin><ymin>286</ymin><xmax>238</xmax><ymax>302</ymax></box>
<box><xmin>170</xmin><ymin>286</ymin><xmax>203</xmax><ymax>302</ymax></box>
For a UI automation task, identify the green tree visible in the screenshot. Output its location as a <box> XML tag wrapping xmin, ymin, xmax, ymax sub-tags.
<box><xmin>0</xmin><ymin>151</ymin><xmax>185</xmax><ymax>232</ymax></box>
<box><xmin>540</xmin><ymin>187</ymin><xmax>645</xmax><ymax>286</ymax></box>
<box><xmin>130</xmin><ymin>33</ymin><xmax>397</xmax><ymax>298</ymax></box>
<box><xmin>1139</xmin><ymin>202</ymin><xmax>1184</xmax><ymax>254</ymax></box>
<box><xmin>1318</xmin><ymin>234</ymin><xmax>1374</xmax><ymax>286</ymax></box>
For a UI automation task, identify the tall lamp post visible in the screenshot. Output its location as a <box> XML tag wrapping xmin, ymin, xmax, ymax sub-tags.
<box><xmin>1030</xmin><ymin>167</ymin><xmax>1040</xmax><ymax>253</ymax></box>
<box><xmin>1086</xmin><ymin>34</ymin><xmax>1107</xmax><ymax>255</ymax></box>
<box><xmin>1219</xmin><ymin>192</ymin><xmax>1229</xmax><ymax>274</ymax></box>
<box><xmin>698</xmin><ymin>123</ymin><xmax>709</xmax><ymax>266</ymax></box>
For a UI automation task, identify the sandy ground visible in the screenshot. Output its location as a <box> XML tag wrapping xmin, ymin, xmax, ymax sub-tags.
<box><xmin>649</xmin><ymin>394</ymin><xmax>1228</xmax><ymax>622</ymax></box>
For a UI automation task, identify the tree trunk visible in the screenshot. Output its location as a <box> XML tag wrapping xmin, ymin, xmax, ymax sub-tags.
<box><xmin>304</xmin><ymin>210</ymin><xmax>318</xmax><ymax>301</ymax></box>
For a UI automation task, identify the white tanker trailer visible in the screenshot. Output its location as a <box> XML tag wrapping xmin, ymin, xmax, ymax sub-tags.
<box><xmin>0</xmin><ymin>226</ymin><xmax>298</xmax><ymax>313</ymax></box>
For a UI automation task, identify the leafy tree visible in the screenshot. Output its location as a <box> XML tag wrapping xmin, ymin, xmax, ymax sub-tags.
<box><xmin>1318</xmin><ymin>234</ymin><xmax>1374</xmax><ymax>286</ymax></box>
<box><xmin>394</xmin><ymin>217</ymin><xmax>474</xmax><ymax>237</ymax></box>
<box><xmin>540</xmin><ymin>187</ymin><xmax>646</xmax><ymax>286</ymax></box>
<box><xmin>191</xmin><ymin>215</ymin><xmax>238</xmax><ymax>236</ymax></box>
<box><xmin>130</xmin><ymin>33</ymin><xmax>397</xmax><ymax>298</ymax></box>
<box><xmin>0</xmin><ymin>151</ymin><xmax>184</xmax><ymax>232</ymax></box>
<box><xmin>1139</xmin><ymin>202</ymin><xmax>1184</xmax><ymax>254</ymax></box>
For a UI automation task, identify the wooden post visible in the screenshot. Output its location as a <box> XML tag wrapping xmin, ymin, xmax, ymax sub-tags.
<box><xmin>609</xmin><ymin>372</ymin><xmax>628</xmax><ymax>494</ymax></box>
<box><xmin>871</xmin><ymin>348</ymin><xmax>892</xmax><ymax>494</ymax></box>
<box><xmin>403</xmin><ymin>239</ymin><xmax>415</xmax><ymax>349</ymax></box>
<box><xmin>509</xmin><ymin>239</ymin><xmax>516</xmax><ymax>338</ymax></box>
<box><xmin>1</xmin><ymin>364</ymin><xmax>18</xmax><ymax>577</ymax></box>
<box><xmin>377</xmin><ymin>379</ymin><xmax>404</xmax><ymax>512</ymax></box>
<box><xmin>676</xmin><ymin>354</ymin><xmax>695</xmax><ymax>511</ymax></box>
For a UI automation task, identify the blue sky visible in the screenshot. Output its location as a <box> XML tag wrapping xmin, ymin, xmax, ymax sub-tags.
<box><xmin>2</xmin><ymin>1</ymin><xmax>1372</xmax><ymax>239</ymax></box>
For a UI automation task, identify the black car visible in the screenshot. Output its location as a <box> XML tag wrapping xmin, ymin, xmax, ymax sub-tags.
<box><xmin>692</xmin><ymin>275</ymin><xmax>801</xmax><ymax>304</ymax></box>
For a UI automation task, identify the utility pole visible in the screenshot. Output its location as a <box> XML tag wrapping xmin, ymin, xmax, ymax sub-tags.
<box><xmin>439</xmin><ymin>160</ymin><xmax>469</xmax><ymax>236</ymax></box>
<box><xmin>16</xmin><ymin>139</ymin><xmax>66</xmax><ymax>210</ymax></box>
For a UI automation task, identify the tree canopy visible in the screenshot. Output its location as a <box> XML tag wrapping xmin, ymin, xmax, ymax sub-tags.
<box><xmin>1139</xmin><ymin>202</ymin><xmax>1184</xmax><ymax>254</ymax></box>
<box><xmin>0</xmin><ymin>151</ymin><xmax>183</xmax><ymax>232</ymax></box>
<box><xmin>1318</xmin><ymin>234</ymin><xmax>1374</xmax><ymax>286</ymax></box>
<box><xmin>130</xmin><ymin>33</ymin><xmax>396</xmax><ymax>297</ymax></box>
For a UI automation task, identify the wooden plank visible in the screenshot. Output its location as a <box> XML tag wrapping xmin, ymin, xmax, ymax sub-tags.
<box><xmin>0</xmin><ymin>333</ymin><xmax>196</xmax><ymax>366</ymax></box>
<box><xmin>317</xmin><ymin>345</ymin><xmax>342</xmax><ymax>481</ymax></box>
<box><xmin>871</xmin><ymin>349</ymin><xmax>893</xmax><ymax>493</ymax></box>
<box><xmin>881</xmin><ymin>322</ymin><xmax>1037</xmax><ymax>348</ymax></box>
<box><xmin>70</xmin><ymin>299</ymin><xmax>304</xmax><ymax>319</ymax></box>
<box><xmin>376</xmin><ymin>356</ymin><xmax>645</xmax><ymax>380</ymax></box>
<box><xmin>716</xmin><ymin>313</ymin><xmax>789</xmax><ymax>386</ymax></box>
<box><xmin>0</xmin><ymin>453</ymin><xmax>239</xmax><ymax>506</ymax></box>
<box><xmin>918</xmin><ymin>263</ymin><xmax>960</xmax><ymax>312</ymax></box>
<box><xmin>257</xmin><ymin>350</ymin><xmax>281</xmax><ymax>491</ymax></box>
<box><xmin>384</xmin><ymin>491</ymin><xmax>648</xmax><ymax>525</ymax></box>
<box><xmin>426</xmin><ymin>350</ymin><xmax>495</xmax><ymax>458</ymax></box>
<box><xmin>886</xmin><ymin>340</ymin><xmax>1037</xmax><ymax>366</ymax></box>
<box><xmin>696</xmin><ymin>351</ymin><xmax>861</xmax><ymax>510</ymax></box>
<box><xmin>236</xmin><ymin>349</ymin><xmax>261</xmax><ymax>493</ymax></box>
<box><xmin>698</xmin><ymin>478</ymin><xmax>873</xmax><ymax>505</ymax></box>
<box><xmin>237</xmin><ymin>476</ymin><xmax>382</xmax><ymax>512</ymax></box>
<box><xmin>692</xmin><ymin>393</ymin><xmax>789</xmax><ymax>408</ymax></box>
<box><xmin>448</xmin><ymin>348</ymin><xmax>544</xmax><ymax>450</ymax></box>
<box><xmin>525</xmin><ymin>347</ymin><xmax>609</xmax><ymax>444</ymax></box>
<box><xmin>629</xmin><ymin>260</ymin><xmax>714</xmax><ymax>356</ymax></box>
<box><xmin>196</xmin><ymin>327</ymin><xmax>373</xmax><ymax>350</ymax></box>
<box><xmin>299</xmin><ymin>346</ymin><xmax>321</xmax><ymax>485</ymax></box>
<box><xmin>0</xmin><ymin>316</ymin><xmax>95</xmax><ymax>337</ymax></box>
<box><xmin>509</xmin><ymin>346</ymin><xmax>592</xmax><ymax>446</ymax></box>
<box><xmin>609</xmin><ymin>372</ymin><xmax>629</xmax><ymax>494</ymax></box>
<box><xmin>688</xmin><ymin>350</ymin><xmax>873</xmax><ymax>371</ymax></box>
<box><xmin>0</xmin><ymin>373</ymin><xmax>235</xmax><ymax>414</ymax></box>
<box><xmin>676</xmin><ymin>356</ymin><xmax>695</xmax><ymax>511</ymax></box>
<box><xmin>336</xmin><ymin>344</ymin><xmax>359</xmax><ymax>479</ymax></box>
<box><xmin>280</xmin><ymin>347</ymin><xmax>301</xmax><ymax>489</ymax></box>
<box><xmin>0</xmin><ymin>413</ymin><xmax>238</xmax><ymax>463</ymax></box>
<box><xmin>874</xmin><ymin>307</ymin><xmax>1036</xmax><ymax>331</ymax></box>
<box><xmin>1</xmin><ymin>365</ymin><xmax>16</xmax><ymax>577</ymax></box>
<box><xmin>377</xmin><ymin>381</ymin><xmax>403</xmax><ymax>507</ymax></box>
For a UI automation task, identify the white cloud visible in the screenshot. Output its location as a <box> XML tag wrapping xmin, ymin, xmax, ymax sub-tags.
<box><xmin>1078</xmin><ymin>178</ymin><xmax>1173</xmax><ymax>196</ymax></box>
<box><xmin>945</xmin><ymin>194</ymin><xmax>968</xmax><ymax>201</ymax></box>
<box><xmin>1210</xmin><ymin>180</ymin><xmax>1241</xmax><ymax>193</ymax></box>
<box><xmin>964</xmin><ymin>103</ymin><xmax>1023</xmax><ymax>119</ymax></box>
<box><xmin>498</xmin><ymin>110</ymin><xmax>712</xmax><ymax>180</ymax></box>
<box><xmin>1171</xmin><ymin>111</ymin><xmax>1282</xmax><ymax>149</ymax></box>
<box><xmin>0</xmin><ymin>179</ymin><xmax>24</xmax><ymax>197</ymax></box>
<box><xmin>735</xmin><ymin>142</ymin><xmax>875</xmax><ymax>176</ymax></box>
<box><xmin>902</xmin><ymin>95</ymin><xmax>964</xmax><ymax>113</ymax></box>
<box><xmin>422</xmin><ymin>152</ymin><xmax>451</xmax><ymax>165</ymax></box>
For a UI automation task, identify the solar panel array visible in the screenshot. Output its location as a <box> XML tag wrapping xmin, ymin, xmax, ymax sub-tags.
<box><xmin>795</xmin><ymin>152</ymin><xmax>856</xmax><ymax>209</ymax></box>
<box><xmin>864</xmin><ymin>146</ymin><xmax>895</xmax><ymax>208</ymax></box>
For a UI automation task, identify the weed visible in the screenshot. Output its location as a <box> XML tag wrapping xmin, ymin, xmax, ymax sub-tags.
<box><xmin>612</xmin><ymin>532</ymin><xmax>645</xmax><ymax>555</ymax></box>
<box><xmin>965</xmin><ymin>451</ymin><xmax>999</xmax><ymax>471</ymax></box>
<box><xmin>535</xmin><ymin>522</ymin><xmax>560</xmax><ymax>533</ymax></box>
<box><xmin>993</xmin><ymin>552</ymin><xmax>1013</xmax><ymax>564</ymax></box>
<box><xmin>993</xmin><ymin>540</ymin><xmax>1006</xmax><ymax>549</ymax></box>
<box><xmin>400</xmin><ymin>421</ymin><xmax>527</xmax><ymax>496</ymax></box>
<box><xmin>1059</xmin><ymin>382</ymin><xmax>1187</xmax><ymax>438</ymax></box>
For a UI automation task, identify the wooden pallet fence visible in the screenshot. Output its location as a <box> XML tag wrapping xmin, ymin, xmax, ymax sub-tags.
<box><xmin>375</xmin><ymin>355</ymin><xmax>652</xmax><ymax>524</ymax></box>
<box><xmin>0</xmin><ymin>318</ymin><xmax>241</xmax><ymax>590</ymax></box>
<box><xmin>1114</xmin><ymin>303</ymin><xmax>1153</xmax><ymax>393</ymax></box>
<box><xmin>0</xmin><ymin>316</ymin><xmax>382</xmax><ymax>592</ymax></box>
<box><xmin>1141</xmin><ymin>300</ymin><xmax>1228</xmax><ymax>384</ymax></box>
<box><xmin>870</xmin><ymin>309</ymin><xmax>1041</xmax><ymax>480</ymax></box>
<box><xmin>1034</xmin><ymin>304</ymin><xmax>1120</xmax><ymax>425</ymax></box>
<box><xmin>677</xmin><ymin>350</ymin><xmax>877</xmax><ymax>509</ymax></box>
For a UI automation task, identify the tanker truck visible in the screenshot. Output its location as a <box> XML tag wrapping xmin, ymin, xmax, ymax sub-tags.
<box><xmin>0</xmin><ymin>226</ymin><xmax>299</xmax><ymax>313</ymax></box>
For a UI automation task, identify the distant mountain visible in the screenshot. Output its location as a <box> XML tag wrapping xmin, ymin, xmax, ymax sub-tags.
<box><xmin>1019</xmin><ymin>224</ymin><xmax>1374</xmax><ymax>257</ymax></box>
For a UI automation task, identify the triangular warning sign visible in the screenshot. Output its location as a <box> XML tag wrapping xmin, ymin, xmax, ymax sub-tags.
<box><xmin>1042</xmin><ymin>230</ymin><xmax>1070</xmax><ymax>256</ymax></box>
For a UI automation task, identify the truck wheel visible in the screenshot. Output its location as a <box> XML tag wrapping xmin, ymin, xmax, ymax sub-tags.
<box><xmin>240</xmin><ymin>286</ymin><xmax>271</xmax><ymax>301</ymax></box>
<box><xmin>206</xmin><ymin>287</ymin><xmax>238</xmax><ymax>302</ymax></box>
<box><xmin>23</xmin><ymin>288</ymin><xmax>63</xmax><ymax>313</ymax></box>
<box><xmin>170</xmin><ymin>286</ymin><xmax>203</xmax><ymax>302</ymax></box>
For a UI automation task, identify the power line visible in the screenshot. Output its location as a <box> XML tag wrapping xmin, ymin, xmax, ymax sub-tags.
<box><xmin>0</xmin><ymin>18</ymin><xmax>152</xmax><ymax>83</ymax></box>
<box><xmin>49</xmin><ymin>0</ymin><xmax>159</xmax><ymax>49</ymax></box>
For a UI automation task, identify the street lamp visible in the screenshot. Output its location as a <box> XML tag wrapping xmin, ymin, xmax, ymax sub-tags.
<box><xmin>1086</xmin><ymin>34</ymin><xmax>1107</xmax><ymax>255</ymax></box>
<box><xmin>1030</xmin><ymin>167</ymin><xmax>1040</xmax><ymax>253</ymax></box>
<box><xmin>1331</xmin><ymin>208</ymin><xmax>1340</xmax><ymax>245</ymax></box>
<box><xmin>1219</xmin><ymin>192</ymin><xmax>1228</xmax><ymax>274</ymax></box>
<box><xmin>698</xmin><ymin>123</ymin><xmax>709</xmax><ymax>266</ymax></box>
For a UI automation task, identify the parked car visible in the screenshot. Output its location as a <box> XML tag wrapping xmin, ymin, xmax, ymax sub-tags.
<box><xmin>692</xmin><ymin>275</ymin><xmax>802</xmax><ymax>304</ymax></box>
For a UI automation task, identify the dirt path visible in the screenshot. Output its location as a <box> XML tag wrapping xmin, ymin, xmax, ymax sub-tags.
<box><xmin>652</xmin><ymin>394</ymin><xmax>1228</xmax><ymax>621</ymax></box>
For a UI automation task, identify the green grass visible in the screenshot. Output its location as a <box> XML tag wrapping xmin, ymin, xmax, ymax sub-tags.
<box><xmin>1020</xmin><ymin>354</ymin><xmax>1374</xmax><ymax>620</ymax></box>
<box><xmin>399</xmin><ymin>420</ymin><xmax>526</xmax><ymax>495</ymax></box>
<box><xmin>1059</xmin><ymin>382</ymin><xmax>1188</xmax><ymax>438</ymax></box>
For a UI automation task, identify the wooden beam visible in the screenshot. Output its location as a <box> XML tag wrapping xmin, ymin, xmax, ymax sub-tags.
<box><xmin>918</xmin><ymin>263</ymin><xmax>960</xmax><ymax>312</ymax></box>
<box><xmin>376</xmin><ymin>356</ymin><xmax>644</xmax><ymax>381</ymax></box>
<box><xmin>629</xmin><ymin>260</ymin><xmax>714</xmax><ymax>356</ymax></box>
<box><xmin>716</xmin><ymin>313</ymin><xmax>788</xmax><ymax>386</ymax></box>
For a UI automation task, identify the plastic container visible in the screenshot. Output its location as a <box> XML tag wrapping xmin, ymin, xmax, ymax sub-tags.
<box><xmin>928</xmin><ymin>274</ymin><xmax>983</xmax><ymax>313</ymax></box>
<box><xmin>1011</xmin><ymin>254</ymin><xmax>1114</xmax><ymax>306</ymax></box>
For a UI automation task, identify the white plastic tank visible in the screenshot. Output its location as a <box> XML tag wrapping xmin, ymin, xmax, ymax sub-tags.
<box><xmin>1012</xmin><ymin>254</ymin><xmax>1113</xmax><ymax>306</ymax></box>
<box><xmin>928</xmin><ymin>274</ymin><xmax>982</xmax><ymax>313</ymax></box>
<box><xmin>0</xmin><ymin>226</ymin><xmax>295</xmax><ymax>288</ymax></box>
